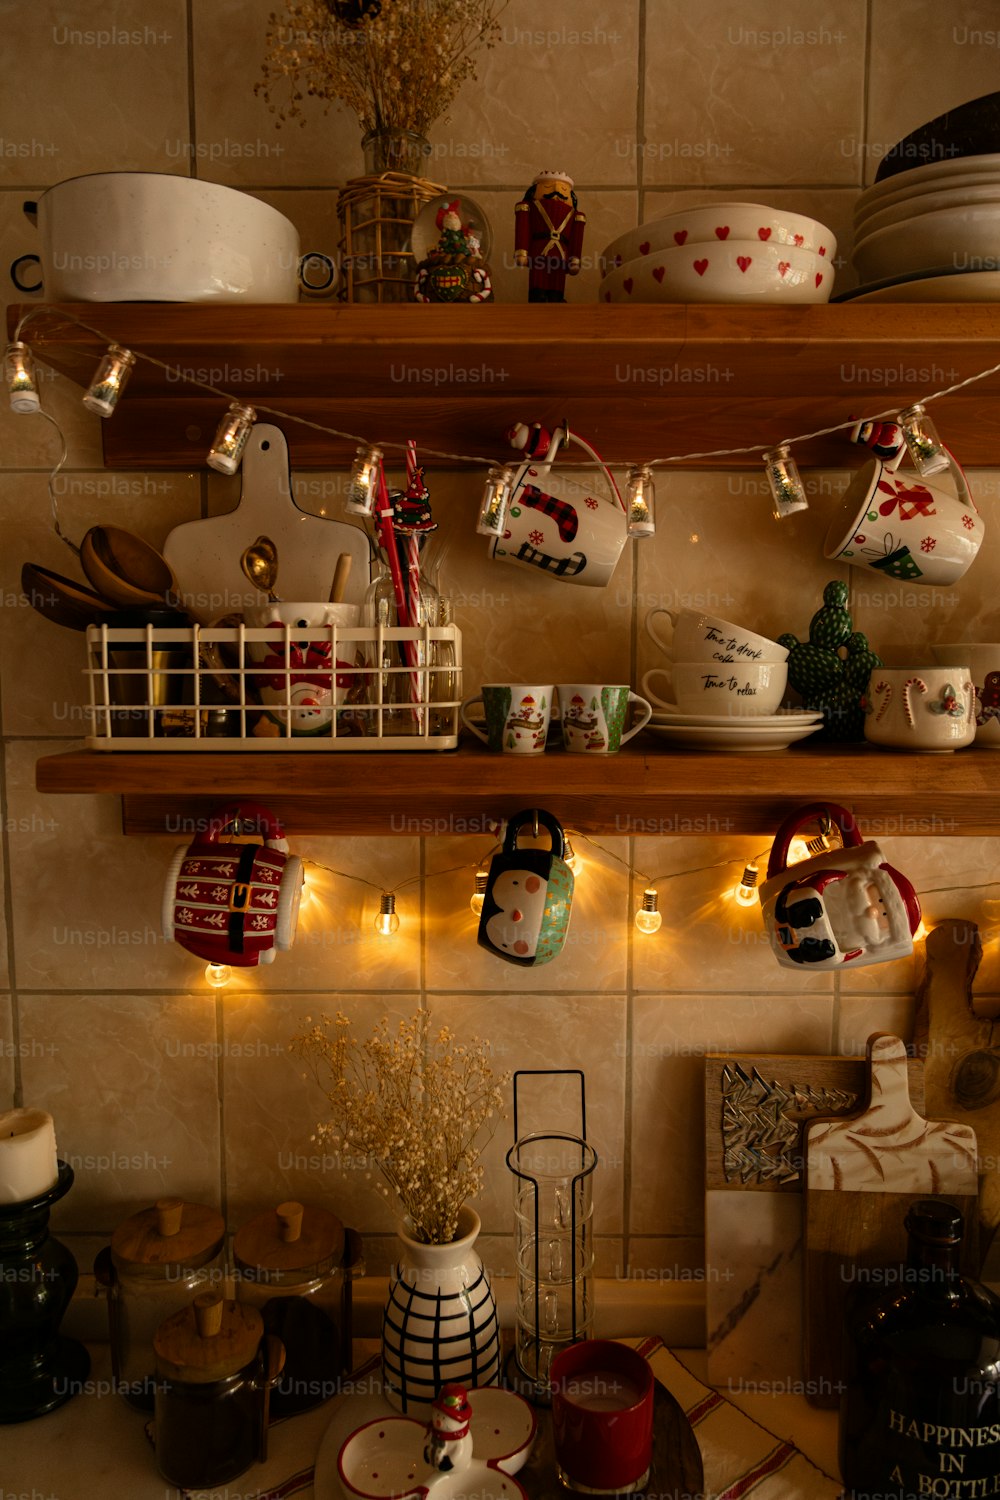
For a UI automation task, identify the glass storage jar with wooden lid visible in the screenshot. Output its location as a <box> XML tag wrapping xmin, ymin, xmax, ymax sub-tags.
<box><xmin>233</xmin><ymin>1198</ymin><xmax>363</xmax><ymax>1415</ymax></box>
<box><xmin>93</xmin><ymin>1195</ymin><xmax>225</xmax><ymax>1411</ymax></box>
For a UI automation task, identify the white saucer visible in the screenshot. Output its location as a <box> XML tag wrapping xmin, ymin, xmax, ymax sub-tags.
<box><xmin>649</xmin><ymin>708</ymin><xmax>824</xmax><ymax>729</ymax></box>
<box><xmin>646</xmin><ymin>720</ymin><xmax>824</xmax><ymax>751</ymax></box>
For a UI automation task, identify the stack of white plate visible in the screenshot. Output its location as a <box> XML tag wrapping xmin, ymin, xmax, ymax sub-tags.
<box><xmin>851</xmin><ymin>153</ymin><xmax>1000</xmax><ymax>294</ymax></box>
<box><xmin>647</xmin><ymin>707</ymin><xmax>825</xmax><ymax>752</ymax></box>
<box><xmin>597</xmin><ymin>202</ymin><xmax>836</xmax><ymax>304</ymax></box>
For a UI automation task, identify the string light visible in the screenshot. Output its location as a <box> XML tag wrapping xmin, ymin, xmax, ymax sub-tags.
<box><xmin>81</xmin><ymin>343</ymin><xmax>135</xmax><ymax>418</ymax></box>
<box><xmin>763</xmin><ymin>444</ymin><xmax>808</xmax><ymax>519</ymax></box>
<box><xmin>4</xmin><ymin>340</ymin><xmax>40</xmax><ymax>413</ymax></box>
<box><xmin>734</xmin><ymin>862</ymin><xmax>760</xmax><ymax>906</ymax></box>
<box><xmin>624</xmin><ymin>463</ymin><xmax>656</xmax><ymax>537</ymax></box>
<box><xmin>477</xmin><ymin>464</ymin><xmax>516</xmax><ymax>537</ymax></box>
<box><xmin>897</xmin><ymin>402</ymin><xmax>949</xmax><ymax>477</ymax></box>
<box><xmin>470</xmin><ymin>870</ymin><xmax>489</xmax><ymax>916</ymax></box>
<box><xmin>563</xmin><ymin>836</ymin><xmax>580</xmax><ymax>873</ymax></box>
<box><xmin>634</xmin><ymin>888</ymin><xmax>662</xmax><ymax>935</ymax></box>
<box><xmin>206</xmin><ymin>401</ymin><xmax>256</xmax><ymax>475</ymax></box>
<box><xmin>374</xmin><ymin>891</ymin><xmax>400</xmax><ymax>936</ymax></box>
<box><xmin>345</xmin><ymin>444</ymin><xmax>383</xmax><ymax>516</ymax></box>
<box><xmin>204</xmin><ymin>963</ymin><xmax>232</xmax><ymax>989</ymax></box>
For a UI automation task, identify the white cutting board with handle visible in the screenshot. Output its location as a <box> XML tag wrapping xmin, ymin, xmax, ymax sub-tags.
<box><xmin>164</xmin><ymin>424</ymin><xmax>372</xmax><ymax>622</ymax></box>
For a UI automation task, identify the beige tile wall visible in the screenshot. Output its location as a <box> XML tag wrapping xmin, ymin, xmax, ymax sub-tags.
<box><xmin>2</xmin><ymin>1</ymin><xmax>998</xmax><ymax>1294</ymax></box>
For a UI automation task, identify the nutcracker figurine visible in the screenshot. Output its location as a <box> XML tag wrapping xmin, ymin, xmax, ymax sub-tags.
<box><xmin>514</xmin><ymin>171</ymin><xmax>586</xmax><ymax>303</ymax></box>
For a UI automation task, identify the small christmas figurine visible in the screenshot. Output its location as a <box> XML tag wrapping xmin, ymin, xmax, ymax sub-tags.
<box><xmin>423</xmin><ymin>1384</ymin><xmax>473</xmax><ymax>1473</ymax></box>
<box><xmin>779</xmin><ymin>580</ymin><xmax>882</xmax><ymax>742</ymax></box>
<box><xmin>413</xmin><ymin>201</ymin><xmax>493</xmax><ymax>304</ymax></box>
<box><xmin>391</xmin><ymin>465</ymin><xmax>437</xmax><ymax>534</ymax></box>
<box><xmin>514</xmin><ymin>171</ymin><xmax>586</xmax><ymax>303</ymax></box>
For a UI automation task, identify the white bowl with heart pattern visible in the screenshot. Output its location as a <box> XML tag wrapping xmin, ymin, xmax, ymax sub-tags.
<box><xmin>599</xmin><ymin>202</ymin><xmax>836</xmax><ymax>279</ymax></box>
<box><xmin>598</xmin><ymin>240</ymin><xmax>832</xmax><ymax>304</ymax></box>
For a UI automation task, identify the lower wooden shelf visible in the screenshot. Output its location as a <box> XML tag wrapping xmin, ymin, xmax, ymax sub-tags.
<box><xmin>34</xmin><ymin>742</ymin><xmax>1000</xmax><ymax>837</ymax></box>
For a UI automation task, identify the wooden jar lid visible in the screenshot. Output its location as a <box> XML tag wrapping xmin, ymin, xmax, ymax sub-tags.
<box><xmin>111</xmin><ymin>1197</ymin><xmax>225</xmax><ymax>1270</ymax></box>
<box><xmin>233</xmin><ymin>1200</ymin><xmax>345</xmax><ymax>1275</ymax></box>
<box><xmin>154</xmin><ymin>1293</ymin><xmax>264</xmax><ymax>1383</ymax></box>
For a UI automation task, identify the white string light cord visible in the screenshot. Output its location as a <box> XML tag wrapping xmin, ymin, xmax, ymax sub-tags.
<box><xmin>13</xmin><ymin>302</ymin><xmax>1000</xmax><ymax>473</ymax></box>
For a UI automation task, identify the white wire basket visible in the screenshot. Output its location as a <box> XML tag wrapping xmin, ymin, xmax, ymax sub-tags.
<box><xmin>83</xmin><ymin>622</ymin><xmax>462</xmax><ymax>750</ymax></box>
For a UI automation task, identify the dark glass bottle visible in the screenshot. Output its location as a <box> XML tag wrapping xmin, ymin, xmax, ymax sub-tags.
<box><xmin>840</xmin><ymin>1200</ymin><xmax>1000</xmax><ymax>1500</ymax></box>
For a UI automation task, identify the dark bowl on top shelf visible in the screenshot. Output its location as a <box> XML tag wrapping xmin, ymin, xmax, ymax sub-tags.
<box><xmin>876</xmin><ymin>90</ymin><xmax>1000</xmax><ymax>182</ymax></box>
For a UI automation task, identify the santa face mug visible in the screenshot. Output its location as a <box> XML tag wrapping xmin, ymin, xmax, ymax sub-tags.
<box><xmin>557</xmin><ymin>684</ymin><xmax>652</xmax><ymax>753</ymax></box>
<box><xmin>460</xmin><ymin>684</ymin><xmax>555</xmax><ymax>754</ymax></box>
<box><xmin>824</xmin><ymin>455</ymin><xmax>984</xmax><ymax>586</ymax></box>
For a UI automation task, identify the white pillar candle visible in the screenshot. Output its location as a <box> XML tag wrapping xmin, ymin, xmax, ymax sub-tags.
<box><xmin>0</xmin><ymin>1108</ymin><xmax>60</xmax><ymax>1204</ymax></box>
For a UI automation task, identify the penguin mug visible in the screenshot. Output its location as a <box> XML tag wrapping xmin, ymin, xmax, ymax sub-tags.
<box><xmin>478</xmin><ymin>809</ymin><xmax>574</xmax><ymax>966</ymax></box>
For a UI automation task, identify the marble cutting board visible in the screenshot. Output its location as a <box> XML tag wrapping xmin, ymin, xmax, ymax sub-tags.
<box><xmin>704</xmin><ymin>1050</ymin><xmax>924</xmax><ymax>1390</ymax></box>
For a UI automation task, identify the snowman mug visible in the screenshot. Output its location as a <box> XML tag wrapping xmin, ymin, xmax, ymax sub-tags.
<box><xmin>460</xmin><ymin>684</ymin><xmax>555</xmax><ymax>754</ymax></box>
<box><xmin>478</xmin><ymin>809</ymin><xmax>574</xmax><ymax>966</ymax></box>
<box><xmin>557</xmin><ymin>684</ymin><xmax>652</xmax><ymax>753</ymax></box>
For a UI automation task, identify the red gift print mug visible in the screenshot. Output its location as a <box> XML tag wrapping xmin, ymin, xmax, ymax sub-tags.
<box><xmin>162</xmin><ymin>801</ymin><xmax>303</xmax><ymax>966</ymax></box>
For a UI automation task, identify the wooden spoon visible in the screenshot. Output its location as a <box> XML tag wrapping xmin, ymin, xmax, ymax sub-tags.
<box><xmin>80</xmin><ymin>525</ymin><xmax>178</xmax><ymax>609</ymax></box>
<box><xmin>240</xmin><ymin>535</ymin><xmax>280</xmax><ymax>602</ymax></box>
<box><xmin>21</xmin><ymin>562</ymin><xmax>117</xmax><ymax>631</ymax></box>
<box><xmin>329</xmin><ymin>552</ymin><xmax>352</xmax><ymax>604</ymax></box>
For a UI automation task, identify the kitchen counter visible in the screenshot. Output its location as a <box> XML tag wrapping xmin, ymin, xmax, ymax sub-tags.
<box><xmin>3</xmin><ymin>1340</ymin><xmax>843</xmax><ymax>1500</ymax></box>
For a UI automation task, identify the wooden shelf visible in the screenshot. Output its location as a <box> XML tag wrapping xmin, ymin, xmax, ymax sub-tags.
<box><xmin>35</xmin><ymin>744</ymin><xmax>1000</xmax><ymax>837</ymax></box>
<box><xmin>10</xmin><ymin>303</ymin><xmax>1000</xmax><ymax>469</ymax></box>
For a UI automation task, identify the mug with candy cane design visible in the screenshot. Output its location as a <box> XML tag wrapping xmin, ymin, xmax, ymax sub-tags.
<box><xmin>863</xmin><ymin>666</ymin><xmax>976</xmax><ymax>751</ymax></box>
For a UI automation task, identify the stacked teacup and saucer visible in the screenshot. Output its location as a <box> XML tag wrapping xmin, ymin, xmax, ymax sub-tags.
<box><xmin>640</xmin><ymin>607</ymin><xmax>824</xmax><ymax>751</ymax></box>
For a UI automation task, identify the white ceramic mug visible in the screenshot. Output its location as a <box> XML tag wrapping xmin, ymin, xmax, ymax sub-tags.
<box><xmin>932</xmin><ymin>643</ymin><xmax>1000</xmax><ymax>748</ymax></box>
<box><xmin>824</xmin><ymin>456</ymin><xmax>984</xmax><ymax>586</ymax></box>
<box><xmin>460</xmin><ymin>684</ymin><xmax>556</xmax><ymax>754</ymax></box>
<box><xmin>556</xmin><ymin>684</ymin><xmax>652</xmax><ymax>753</ymax></box>
<box><xmin>490</xmin><ymin>466</ymin><xmax>627</xmax><ymax>588</ymax></box>
<box><xmin>642</xmin><ymin>661</ymin><xmax>788</xmax><ymax>716</ymax></box>
<box><xmin>864</xmin><ymin>666</ymin><xmax>976</xmax><ymax>752</ymax></box>
<box><xmin>644</xmin><ymin>607</ymin><xmax>788</xmax><ymax>664</ymax></box>
<box><xmin>244</xmin><ymin>602</ymin><xmax>361</xmax><ymax>735</ymax></box>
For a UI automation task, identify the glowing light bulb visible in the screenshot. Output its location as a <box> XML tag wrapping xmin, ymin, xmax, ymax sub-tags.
<box><xmin>915</xmin><ymin>919</ymin><xmax>929</xmax><ymax>942</ymax></box>
<box><xmin>205</xmin><ymin>962</ymin><xmax>232</xmax><ymax>989</ymax></box>
<box><xmin>634</xmin><ymin>888</ymin><xmax>662</xmax><ymax>935</ymax></box>
<box><xmin>625</xmin><ymin>463</ymin><xmax>655</xmax><ymax>538</ymax></box>
<box><xmin>477</xmin><ymin>464</ymin><xmax>516</xmax><ymax>537</ymax></box>
<box><xmin>734</xmin><ymin>862</ymin><xmax>760</xmax><ymax>907</ymax></box>
<box><xmin>470</xmin><ymin>871</ymin><xmax>488</xmax><ymax>917</ymax></box>
<box><xmin>345</xmin><ymin>444</ymin><xmax>383</xmax><ymax>516</ymax></box>
<box><xmin>5</xmin><ymin>341</ymin><xmax>40</xmax><ymax>413</ymax></box>
<box><xmin>207</xmin><ymin>402</ymin><xmax>256</xmax><ymax>474</ymax></box>
<box><xmin>898</xmin><ymin>402</ymin><xmax>949</xmax><ymax>477</ymax></box>
<box><xmin>564</xmin><ymin>836</ymin><xmax>579</xmax><ymax>873</ymax></box>
<box><xmin>763</xmin><ymin>443</ymin><xmax>808</xmax><ymax>519</ymax></box>
<box><xmin>374</xmin><ymin>892</ymin><xmax>400</xmax><ymax>936</ymax></box>
<box><xmin>82</xmin><ymin>343</ymin><xmax>136</xmax><ymax>418</ymax></box>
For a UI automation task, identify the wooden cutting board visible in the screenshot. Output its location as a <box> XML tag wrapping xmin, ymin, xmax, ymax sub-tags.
<box><xmin>164</xmin><ymin>423</ymin><xmax>372</xmax><ymax>622</ymax></box>
<box><xmin>704</xmin><ymin>1052</ymin><xmax>923</xmax><ymax>1388</ymax></box>
<box><xmin>803</xmin><ymin>1032</ymin><xmax>978</xmax><ymax>1408</ymax></box>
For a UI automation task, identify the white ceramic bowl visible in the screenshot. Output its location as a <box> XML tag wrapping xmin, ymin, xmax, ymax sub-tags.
<box><xmin>599</xmin><ymin>240</ymin><xmax>832</xmax><ymax>304</ymax></box>
<box><xmin>857</xmin><ymin>152</ymin><xmax>1000</xmax><ymax>209</ymax></box>
<box><xmin>854</xmin><ymin>181</ymin><xmax>1000</xmax><ymax>237</ymax></box>
<box><xmin>853</xmin><ymin>202</ymin><xmax>1000</xmax><ymax>282</ymax></box>
<box><xmin>21</xmin><ymin>172</ymin><xmax>306</xmax><ymax>302</ymax></box>
<box><xmin>600</xmin><ymin>202</ymin><xmax>835</xmax><ymax>278</ymax></box>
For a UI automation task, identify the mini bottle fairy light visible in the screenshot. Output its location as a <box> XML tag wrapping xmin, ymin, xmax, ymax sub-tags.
<box><xmin>897</xmin><ymin>402</ymin><xmax>949</xmax><ymax>476</ymax></box>
<box><xmin>4</xmin><ymin>341</ymin><xmax>40</xmax><ymax>414</ymax></box>
<box><xmin>763</xmin><ymin>444</ymin><xmax>808</xmax><ymax>519</ymax></box>
<box><xmin>625</xmin><ymin>464</ymin><xmax>655</xmax><ymax>538</ymax></box>
<box><xmin>82</xmin><ymin>344</ymin><xmax>136</xmax><ymax>418</ymax></box>
<box><xmin>345</xmin><ymin>445</ymin><xmax>383</xmax><ymax>516</ymax></box>
<box><xmin>206</xmin><ymin>403</ymin><xmax>256</xmax><ymax>475</ymax></box>
<box><xmin>477</xmin><ymin>464</ymin><xmax>516</xmax><ymax>537</ymax></box>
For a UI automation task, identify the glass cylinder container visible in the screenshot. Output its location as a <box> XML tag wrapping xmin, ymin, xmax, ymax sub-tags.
<box><xmin>233</xmin><ymin>1199</ymin><xmax>363</xmax><ymax>1416</ymax></box>
<box><xmin>153</xmin><ymin>1292</ymin><xmax>283</xmax><ymax>1491</ymax></box>
<box><xmin>95</xmin><ymin>1196</ymin><xmax>225</xmax><ymax>1411</ymax></box>
<box><xmin>508</xmin><ymin>1131</ymin><xmax>598</xmax><ymax>1390</ymax></box>
<box><xmin>360</xmin><ymin>553</ymin><xmax>442</xmax><ymax>737</ymax></box>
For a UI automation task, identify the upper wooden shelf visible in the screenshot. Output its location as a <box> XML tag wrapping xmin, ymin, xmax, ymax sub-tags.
<box><xmin>9</xmin><ymin>303</ymin><xmax>1000</xmax><ymax>469</ymax></box>
<box><xmin>35</xmin><ymin>743</ymin><xmax>1000</xmax><ymax>837</ymax></box>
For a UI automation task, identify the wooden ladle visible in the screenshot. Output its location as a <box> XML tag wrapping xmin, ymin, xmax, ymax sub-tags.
<box><xmin>80</xmin><ymin>525</ymin><xmax>178</xmax><ymax>610</ymax></box>
<box><xmin>240</xmin><ymin>535</ymin><xmax>280</xmax><ymax>602</ymax></box>
<box><xmin>21</xmin><ymin>562</ymin><xmax>117</xmax><ymax>631</ymax></box>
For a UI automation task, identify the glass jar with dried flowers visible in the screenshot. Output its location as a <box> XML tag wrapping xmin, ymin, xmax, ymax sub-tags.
<box><xmin>292</xmin><ymin>1009</ymin><xmax>508</xmax><ymax>1412</ymax></box>
<box><xmin>258</xmin><ymin>1</ymin><xmax>508</xmax><ymax>301</ymax></box>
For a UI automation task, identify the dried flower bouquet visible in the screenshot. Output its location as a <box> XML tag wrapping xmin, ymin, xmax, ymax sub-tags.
<box><xmin>294</xmin><ymin>1009</ymin><xmax>507</xmax><ymax>1244</ymax></box>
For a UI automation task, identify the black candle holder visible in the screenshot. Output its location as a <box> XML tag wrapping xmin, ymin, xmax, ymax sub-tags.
<box><xmin>0</xmin><ymin>1160</ymin><xmax>90</xmax><ymax>1423</ymax></box>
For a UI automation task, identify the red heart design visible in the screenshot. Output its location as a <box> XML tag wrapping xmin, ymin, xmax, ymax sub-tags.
<box><xmin>815</xmin><ymin>273</ymin><xmax>823</xmax><ymax>287</ymax></box>
<box><xmin>639</xmin><ymin>240</ymin><xmax>651</xmax><ymax>255</ymax></box>
<box><xmin>652</xmin><ymin>265</ymin><xmax>665</xmax><ymax>283</ymax></box>
<box><xmin>673</xmin><ymin>230</ymin><xmax>688</xmax><ymax>245</ymax></box>
<box><xmin>715</xmin><ymin>225</ymin><xmax>730</xmax><ymax>240</ymax></box>
<box><xmin>793</xmin><ymin>234</ymin><xmax>804</xmax><ymax>246</ymax></box>
<box><xmin>758</xmin><ymin>227</ymin><xmax>772</xmax><ymax>241</ymax></box>
<box><xmin>693</xmin><ymin>258</ymin><xmax>709</xmax><ymax>276</ymax></box>
<box><xmin>819</xmin><ymin>246</ymin><xmax>826</xmax><ymax>257</ymax></box>
<box><xmin>624</xmin><ymin>277</ymin><xmax>633</xmax><ymax>295</ymax></box>
<box><xmin>778</xmin><ymin>261</ymin><xmax>790</xmax><ymax>277</ymax></box>
<box><xmin>737</xmin><ymin>255</ymin><xmax>752</xmax><ymax>273</ymax></box>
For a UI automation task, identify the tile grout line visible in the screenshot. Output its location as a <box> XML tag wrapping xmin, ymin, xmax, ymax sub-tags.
<box><xmin>0</xmin><ymin>735</ymin><xmax>22</xmax><ymax>1106</ymax></box>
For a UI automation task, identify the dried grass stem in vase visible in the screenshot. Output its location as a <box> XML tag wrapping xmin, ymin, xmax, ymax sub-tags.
<box><xmin>293</xmin><ymin>1009</ymin><xmax>508</xmax><ymax>1244</ymax></box>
